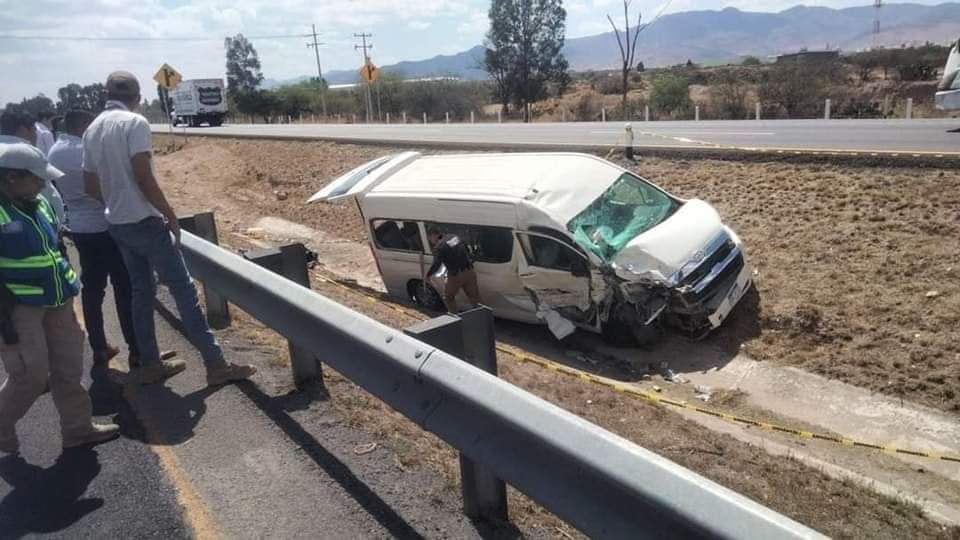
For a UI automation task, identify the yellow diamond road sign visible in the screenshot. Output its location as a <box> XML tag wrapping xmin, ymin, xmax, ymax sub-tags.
<box><xmin>154</xmin><ymin>63</ymin><xmax>183</xmax><ymax>90</ymax></box>
<box><xmin>360</xmin><ymin>62</ymin><xmax>380</xmax><ymax>83</ymax></box>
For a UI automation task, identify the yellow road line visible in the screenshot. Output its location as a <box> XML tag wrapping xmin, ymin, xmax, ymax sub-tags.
<box><xmin>151</xmin><ymin>445</ymin><xmax>222</xmax><ymax>540</ymax></box>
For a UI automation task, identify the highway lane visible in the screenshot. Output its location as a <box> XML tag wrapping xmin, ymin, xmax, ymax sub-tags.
<box><xmin>153</xmin><ymin>118</ymin><xmax>960</xmax><ymax>154</ymax></box>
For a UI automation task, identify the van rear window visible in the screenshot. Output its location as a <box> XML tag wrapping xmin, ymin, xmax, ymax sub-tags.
<box><xmin>372</xmin><ymin>220</ymin><xmax>424</xmax><ymax>252</ymax></box>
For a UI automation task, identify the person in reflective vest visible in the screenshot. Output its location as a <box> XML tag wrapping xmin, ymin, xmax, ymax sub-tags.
<box><xmin>0</xmin><ymin>141</ymin><xmax>119</xmax><ymax>455</ymax></box>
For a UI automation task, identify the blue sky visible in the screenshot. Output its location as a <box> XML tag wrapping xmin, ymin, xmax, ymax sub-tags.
<box><xmin>0</xmin><ymin>0</ymin><xmax>949</xmax><ymax>105</ymax></box>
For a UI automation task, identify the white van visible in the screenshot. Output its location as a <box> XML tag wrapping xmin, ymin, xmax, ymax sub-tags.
<box><xmin>308</xmin><ymin>152</ymin><xmax>752</xmax><ymax>344</ymax></box>
<box><xmin>936</xmin><ymin>38</ymin><xmax>960</xmax><ymax>111</ymax></box>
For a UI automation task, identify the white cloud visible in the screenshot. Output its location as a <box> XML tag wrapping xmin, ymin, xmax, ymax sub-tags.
<box><xmin>408</xmin><ymin>20</ymin><xmax>432</xmax><ymax>31</ymax></box>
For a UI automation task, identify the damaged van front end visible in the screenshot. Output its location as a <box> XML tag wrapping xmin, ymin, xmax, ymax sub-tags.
<box><xmin>565</xmin><ymin>174</ymin><xmax>752</xmax><ymax>343</ymax></box>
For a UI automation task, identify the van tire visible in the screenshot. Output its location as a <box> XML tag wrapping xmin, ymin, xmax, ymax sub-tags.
<box><xmin>602</xmin><ymin>304</ymin><xmax>662</xmax><ymax>348</ymax></box>
<box><xmin>408</xmin><ymin>280</ymin><xmax>445</xmax><ymax>312</ymax></box>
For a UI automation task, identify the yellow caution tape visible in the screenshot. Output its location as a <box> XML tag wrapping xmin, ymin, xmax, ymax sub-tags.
<box><xmin>310</xmin><ymin>270</ymin><xmax>960</xmax><ymax>464</ymax></box>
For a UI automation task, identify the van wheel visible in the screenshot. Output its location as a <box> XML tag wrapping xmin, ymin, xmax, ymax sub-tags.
<box><xmin>602</xmin><ymin>304</ymin><xmax>662</xmax><ymax>348</ymax></box>
<box><xmin>408</xmin><ymin>280</ymin><xmax>445</xmax><ymax>312</ymax></box>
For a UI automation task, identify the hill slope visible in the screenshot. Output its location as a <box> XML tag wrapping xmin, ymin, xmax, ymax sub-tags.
<box><xmin>267</xmin><ymin>3</ymin><xmax>960</xmax><ymax>87</ymax></box>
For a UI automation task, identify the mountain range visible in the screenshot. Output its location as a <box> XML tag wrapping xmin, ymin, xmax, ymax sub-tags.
<box><xmin>262</xmin><ymin>3</ymin><xmax>960</xmax><ymax>88</ymax></box>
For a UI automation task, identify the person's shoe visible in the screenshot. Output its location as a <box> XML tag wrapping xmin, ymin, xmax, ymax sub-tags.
<box><xmin>63</xmin><ymin>423</ymin><xmax>120</xmax><ymax>449</ymax></box>
<box><xmin>206</xmin><ymin>363</ymin><xmax>257</xmax><ymax>386</ymax></box>
<box><xmin>128</xmin><ymin>350</ymin><xmax>176</xmax><ymax>370</ymax></box>
<box><xmin>0</xmin><ymin>430</ymin><xmax>18</xmax><ymax>455</ymax></box>
<box><xmin>93</xmin><ymin>345</ymin><xmax>121</xmax><ymax>366</ymax></box>
<box><xmin>139</xmin><ymin>359</ymin><xmax>188</xmax><ymax>385</ymax></box>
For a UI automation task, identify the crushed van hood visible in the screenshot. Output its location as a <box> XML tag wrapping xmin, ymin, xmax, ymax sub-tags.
<box><xmin>611</xmin><ymin>199</ymin><xmax>724</xmax><ymax>284</ymax></box>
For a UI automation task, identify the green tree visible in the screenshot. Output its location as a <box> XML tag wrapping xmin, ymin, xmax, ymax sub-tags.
<box><xmin>741</xmin><ymin>56</ymin><xmax>762</xmax><ymax>66</ymax></box>
<box><xmin>649</xmin><ymin>73</ymin><xmax>691</xmax><ymax>117</ymax></box>
<box><xmin>6</xmin><ymin>94</ymin><xmax>56</xmax><ymax>116</ymax></box>
<box><xmin>485</xmin><ymin>0</ymin><xmax>570</xmax><ymax>122</ymax></box>
<box><xmin>225</xmin><ymin>34</ymin><xmax>264</xmax><ymax>118</ymax></box>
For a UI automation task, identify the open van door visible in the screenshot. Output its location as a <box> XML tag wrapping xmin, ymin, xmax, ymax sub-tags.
<box><xmin>516</xmin><ymin>232</ymin><xmax>594</xmax><ymax>339</ymax></box>
<box><xmin>307</xmin><ymin>152</ymin><xmax>420</xmax><ymax>203</ymax></box>
<box><xmin>936</xmin><ymin>38</ymin><xmax>960</xmax><ymax>111</ymax></box>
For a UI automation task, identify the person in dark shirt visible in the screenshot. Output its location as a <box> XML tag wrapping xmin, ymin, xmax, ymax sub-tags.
<box><xmin>425</xmin><ymin>226</ymin><xmax>480</xmax><ymax>313</ymax></box>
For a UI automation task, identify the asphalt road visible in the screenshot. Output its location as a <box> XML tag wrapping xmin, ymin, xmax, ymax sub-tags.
<box><xmin>153</xmin><ymin>118</ymin><xmax>960</xmax><ymax>155</ymax></box>
<box><xmin>0</xmin><ymin>333</ymin><xmax>189</xmax><ymax>539</ymax></box>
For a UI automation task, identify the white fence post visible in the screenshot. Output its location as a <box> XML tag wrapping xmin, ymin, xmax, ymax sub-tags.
<box><xmin>402</xmin><ymin>111</ymin><xmax>407</xmax><ymax>124</ymax></box>
<box><xmin>695</xmin><ymin>105</ymin><xmax>700</xmax><ymax>121</ymax></box>
<box><xmin>470</xmin><ymin>111</ymin><xmax>475</xmax><ymax>124</ymax></box>
<box><xmin>423</xmin><ymin>112</ymin><xmax>428</xmax><ymax>124</ymax></box>
<box><xmin>755</xmin><ymin>102</ymin><xmax>761</xmax><ymax>120</ymax></box>
<box><xmin>299</xmin><ymin>113</ymin><xmax>303</xmax><ymax>123</ymax></box>
<box><xmin>824</xmin><ymin>99</ymin><xmax>831</xmax><ymax>120</ymax></box>
<box><xmin>446</xmin><ymin>111</ymin><xmax>450</xmax><ymax>124</ymax></box>
<box><xmin>386</xmin><ymin>113</ymin><xmax>390</xmax><ymax>124</ymax></box>
<box><xmin>497</xmin><ymin>109</ymin><xmax>502</xmax><ymax>123</ymax></box>
<box><xmin>561</xmin><ymin>109</ymin><xmax>566</xmax><ymax>122</ymax></box>
<box><xmin>906</xmin><ymin>98</ymin><xmax>913</xmax><ymax>119</ymax></box>
<box><xmin>644</xmin><ymin>105</ymin><xmax>650</xmax><ymax>122</ymax></box>
<box><xmin>602</xmin><ymin>108</ymin><xmax>607</xmax><ymax>122</ymax></box>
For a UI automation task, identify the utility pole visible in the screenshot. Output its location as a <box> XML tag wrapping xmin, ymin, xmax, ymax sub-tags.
<box><xmin>354</xmin><ymin>32</ymin><xmax>374</xmax><ymax>123</ymax></box>
<box><xmin>307</xmin><ymin>24</ymin><xmax>328</xmax><ymax>117</ymax></box>
<box><xmin>873</xmin><ymin>0</ymin><xmax>883</xmax><ymax>48</ymax></box>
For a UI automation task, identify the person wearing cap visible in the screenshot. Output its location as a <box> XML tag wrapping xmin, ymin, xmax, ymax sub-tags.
<box><xmin>1</xmin><ymin>109</ymin><xmax>67</xmax><ymax>229</ymax></box>
<box><xmin>35</xmin><ymin>111</ymin><xmax>56</xmax><ymax>156</ymax></box>
<box><xmin>0</xmin><ymin>140</ymin><xmax>120</xmax><ymax>455</ymax></box>
<box><xmin>82</xmin><ymin>71</ymin><xmax>255</xmax><ymax>386</ymax></box>
<box><xmin>50</xmin><ymin>110</ymin><xmax>140</xmax><ymax>367</ymax></box>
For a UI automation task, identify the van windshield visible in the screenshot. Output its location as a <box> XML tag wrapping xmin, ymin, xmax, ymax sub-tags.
<box><xmin>567</xmin><ymin>173</ymin><xmax>679</xmax><ymax>261</ymax></box>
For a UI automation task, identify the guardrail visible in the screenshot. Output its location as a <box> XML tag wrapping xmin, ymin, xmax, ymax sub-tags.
<box><xmin>177</xmin><ymin>224</ymin><xmax>824</xmax><ymax>539</ymax></box>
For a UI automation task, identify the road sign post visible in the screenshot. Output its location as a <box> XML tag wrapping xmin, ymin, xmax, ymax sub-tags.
<box><xmin>153</xmin><ymin>63</ymin><xmax>183</xmax><ymax>147</ymax></box>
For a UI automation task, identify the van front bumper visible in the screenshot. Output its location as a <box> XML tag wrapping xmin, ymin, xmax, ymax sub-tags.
<box><xmin>707</xmin><ymin>263</ymin><xmax>752</xmax><ymax>328</ymax></box>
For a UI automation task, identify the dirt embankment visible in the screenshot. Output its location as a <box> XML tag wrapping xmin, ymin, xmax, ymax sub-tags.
<box><xmin>156</xmin><ymin>136</ymin><xmax>960</xmax><ymax>415</ymax></box>
<box><xmin>152</xmin><ymin>136</ymin><xmax>960</xmax><ymax>537</ymax></box>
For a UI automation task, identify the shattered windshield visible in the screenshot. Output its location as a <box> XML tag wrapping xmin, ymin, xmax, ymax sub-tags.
<box><xmin>567</xmin><ymin>173</ymin><xmax>679</xmax><ymax>261</ymax></box>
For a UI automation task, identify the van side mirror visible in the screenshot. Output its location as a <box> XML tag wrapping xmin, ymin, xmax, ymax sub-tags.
<box><xmin>571</xmin><ymin>257</ymin><xmax>589</xmax><ymax>278</ymax></box>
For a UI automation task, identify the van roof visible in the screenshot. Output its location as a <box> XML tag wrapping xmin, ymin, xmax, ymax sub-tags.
<box><xmin>369</xmin><ymin>153</ymin><xmax>621</xmax><ymax>224</ymax></box>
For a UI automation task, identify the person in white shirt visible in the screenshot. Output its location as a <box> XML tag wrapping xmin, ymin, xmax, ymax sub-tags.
<box><xmin>0</xmin><ymin>109</ymin><xmax>66</xmax><ymax>229</ymax></box>
<box><xmin>48</xmin><ymin>110</ymin><xmax>140</xmax><ymax>366</ymax></box>
<box><xmin>35</xmin><ymin>111</ymin><xmax>56</xmax><ymax>156</ymax></box>
<box><xmin>82</xmin><ymin>70</ymin><xmax>255</xmax><ymax>386</ymax></box>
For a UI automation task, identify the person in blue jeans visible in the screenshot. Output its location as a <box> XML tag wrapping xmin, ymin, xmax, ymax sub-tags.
<box><xmin>81</xmin><ymin>71</ymin><xmax>255</xmax><ymax>386</ymax></box>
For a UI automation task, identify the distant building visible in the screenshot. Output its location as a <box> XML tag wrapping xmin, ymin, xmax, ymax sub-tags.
<box><xmin>775</xmin><ymin>50</ymin><xmax>840</xmax><ymax>64</ymax></box>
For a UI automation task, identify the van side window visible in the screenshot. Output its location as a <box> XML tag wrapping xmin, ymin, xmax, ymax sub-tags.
<box><xmin>372</xmin><ymin>220</ymin><xmax>423</xmax><ymax>252</ymax></box>
<box><xmin>434</xmin><ymin>223</ymin><xmax>513</xmax><ymax>264</ymax></box>
<box><xmin>519</xmin><ymin>233</ymin><xmax>586</xmax><ymax>274</ymax></box>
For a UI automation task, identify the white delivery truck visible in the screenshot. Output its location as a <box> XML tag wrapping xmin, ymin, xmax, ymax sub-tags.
<box><xmin>171</xmin><ymin>79</ymin><xmax>228</xmax><ymax>127</ymax></box>
<box><xmin>936</xmin><ymin>37</ymin><xmax>960</xmax><ymax>111</ymax></box>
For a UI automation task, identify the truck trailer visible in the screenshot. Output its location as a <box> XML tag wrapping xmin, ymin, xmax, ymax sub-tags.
<box><xmin>171</xmin><ymin>79</ymin><xmax>228</xmax><ymax>127</ymax></box>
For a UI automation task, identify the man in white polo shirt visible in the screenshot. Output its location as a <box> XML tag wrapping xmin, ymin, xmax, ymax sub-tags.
<box><xmin>82</xmin><ymin>71</ymin><xmax>255</xmax><ymax>386</ymax></box>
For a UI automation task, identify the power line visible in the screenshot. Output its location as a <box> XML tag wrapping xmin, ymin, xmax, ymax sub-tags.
<box><xmin>0</xmin><ymin>33</ymin><xmax>312</xmax><ymax>42</ymax></box>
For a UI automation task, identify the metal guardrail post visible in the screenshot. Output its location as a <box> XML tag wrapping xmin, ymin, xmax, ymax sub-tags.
<box><xmin>824</xmin><ymin>99</ymin><xmax>831</xmax><ymax>120</ymax></box>
<box><xmin>404</xmin><ymin>308</ymin><xmax>509</xmax><ymax>523</ymax></box>
<box><xmin>242</xmin><ymin>243</ymin><xmax>323</xmax><ymax>388</ymax></box>
<box><xmin>755</xmin><ymin>102</ymin><xmax>761</xmax><ymax>120</ymax></box>
<box><xmin>456</xmin><ymin>307</ymin><xmax>509</xmax><ymax>522</ymax></box>
<box><xmin>178</xmin><ymin>212</ymin><xmax>231</xmax><ymax>329</ymax></box>
<box><xmin>695</xmin><ymin>105</ymin><xmax>700</xmax><ymax>121</ymax></box>
<box><xmin>906</xmin><ymin>97</ymin><xmax>913</xmax><ymax>119</ymax></box>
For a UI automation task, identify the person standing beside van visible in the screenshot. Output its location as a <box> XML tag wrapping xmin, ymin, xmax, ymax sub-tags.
<box><xmin>425</xmin><ymin>226</ymin><xmax>480</xmax><ymax>313</ymax></box>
